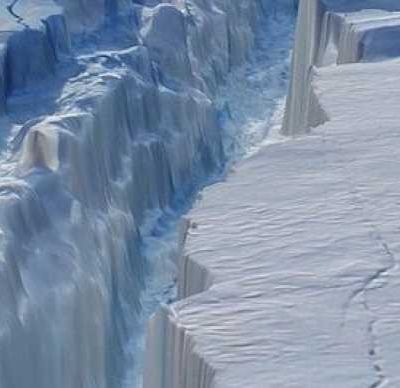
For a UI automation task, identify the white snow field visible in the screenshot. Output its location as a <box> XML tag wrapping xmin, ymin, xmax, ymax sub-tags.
<box><xmin>0</xmin><ymin>1</ymin><xmax>292</xmax><ymax>387</ymax></box>
<box><xmin>144</xmin><ymin>1</ymin><xmax>400</xmax><ymax>388</ymax></box>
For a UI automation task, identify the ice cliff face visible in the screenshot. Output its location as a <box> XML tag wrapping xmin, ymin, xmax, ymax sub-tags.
<box><xmin>0</xmin><ymin>1</ymin><xmax>266</xmax><ymax>387</ymax></box>
<box><xmin>143</xmin><ymin>1</ymin><xmax>400</xmax><ymax>388</ymax></box>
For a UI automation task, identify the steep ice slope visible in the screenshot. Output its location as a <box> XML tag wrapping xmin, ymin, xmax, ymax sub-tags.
<box><xmin>144</xmin><ymin>2</ymin><xmax>400</xmax><ymax>388</ymax></box>
<box><xmin>0</xmin><ymin>1</ymin><xmax>268</xmax><ymax>387</ymax></box>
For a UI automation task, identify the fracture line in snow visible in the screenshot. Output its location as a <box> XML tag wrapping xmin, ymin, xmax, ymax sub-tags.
<box><xmin>364</xmin><ymin>235</ymin><xmax>397</xmax><ymax>388</ymax></box>
<box><xmin>366</xmin><ymin>317</ymin><xmax>386</xmax><ymax>388</ymax></box>
<box><xmin>351</xmin><ymin>233</ymin><xmax>394</xmax><ymax>386</ymax></box>
<box><xmin>343</xmin><ymin>230</ymin><xmax>395</xmax><ymax>314</ymax></box>
<box><xmin>336</xmin><ymin>152</ymin><xmax>399</xmax><ymax>388</ymax></box>
<box><xmin>341</xmin><ymin>241</ymin><xmax>391</xmax><ymax>387</ymax></box>
<box><xmin>6</xmin><ymin>0</ymin><xmax>28</xmax><ymax>28</ymax></box>
<box><xmin>314</xmin><ymin>125</ymin><xmax>398</xmax><ymax>387</ymax></box>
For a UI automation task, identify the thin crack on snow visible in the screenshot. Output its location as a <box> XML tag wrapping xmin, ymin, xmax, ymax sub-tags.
<box><xmin>368</xmin><ymin>238</ymin><xmax>398</xmax><ymax>388</ymax></box>
<box><xmin>345</xmin><ymin>230</ymin><xmax>397</xmax><ymax>388</ymax></box>
<box><xmin>341</xmin><ymin>234</ymin><xmax>395</xmax><ymax>388</ymax></box>
<box><xmin>363</xmin><ymin>298</ymin><xmax>387</xmax><ymax>388</ymax></box>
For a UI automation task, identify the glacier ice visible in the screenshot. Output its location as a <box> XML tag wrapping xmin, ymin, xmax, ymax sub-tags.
<box><xmin>282</xmin><ymin>0</ymin><xmax>400</xmax><ymax>135</ymax></box>
<box><xmin>0</xmin><ymin>0</ymin><xmax>274</xmax><ymax>387</ymax></box>
<box><xmin>143</xmin><ymin>1</ymin><xmax>400</xmax><ymax>388</ymax></box>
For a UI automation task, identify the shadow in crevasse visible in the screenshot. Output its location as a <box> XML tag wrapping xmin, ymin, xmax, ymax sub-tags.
<box><xmin>218</xmin><ymin>2</ymin><xmax>297</xmax><ymax>161</ymax></box>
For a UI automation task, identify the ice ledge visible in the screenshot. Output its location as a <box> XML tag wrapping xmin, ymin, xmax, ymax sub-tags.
<box><xmin>282</xmin><ymin>0</ymin><xmax>400</xmax><ymax>135</ymax></box>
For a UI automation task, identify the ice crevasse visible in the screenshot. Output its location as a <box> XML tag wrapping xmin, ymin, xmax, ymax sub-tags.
<box><xmin>144</xmin><ymin>0</ymin><xmax>400</xmax><ymax>387</ymax></box>
<box><xmin>0</xmin><ymin>0</ymin><xmax>284</xmax><ymax>387</ymax></box>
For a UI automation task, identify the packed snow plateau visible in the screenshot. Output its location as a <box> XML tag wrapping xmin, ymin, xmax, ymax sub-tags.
<box><xmin>144</xmin><ymin>1</ymin><xmax>400</xmax><ymax>387</ymax></box>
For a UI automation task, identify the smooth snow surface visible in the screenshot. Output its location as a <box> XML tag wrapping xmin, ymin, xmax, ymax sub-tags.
<box><xmin>144</xmin><ymin>1</ymin><xmax>400</xmax><ymax>387</ymax></box>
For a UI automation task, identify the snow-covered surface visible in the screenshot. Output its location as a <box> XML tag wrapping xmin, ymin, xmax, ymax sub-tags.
<box><xmin>144</xmin><ymin>1</ymin><xmax>400</xmax><ymax>387</ymax></box>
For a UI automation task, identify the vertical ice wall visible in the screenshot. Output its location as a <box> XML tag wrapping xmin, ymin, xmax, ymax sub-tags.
<box><xmin>142</xmin><ymin>2</ymin><xmax>299</xmax><ymax>388</ymax></box>
<box><xmin>281</xmin><ymin>0</ymin><xmax>326</xmax><ymax>135</ymax></box>
<box><xmin>0</xmin><ymin>1</ymin><xmax>265</xmax><ymax>387</ymax></box>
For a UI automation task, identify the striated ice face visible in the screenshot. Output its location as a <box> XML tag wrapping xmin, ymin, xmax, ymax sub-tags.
<box><xmin>0</xmin><ymin>0</ymin><xmax>274</xmax><ymax>387</ymax></box>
